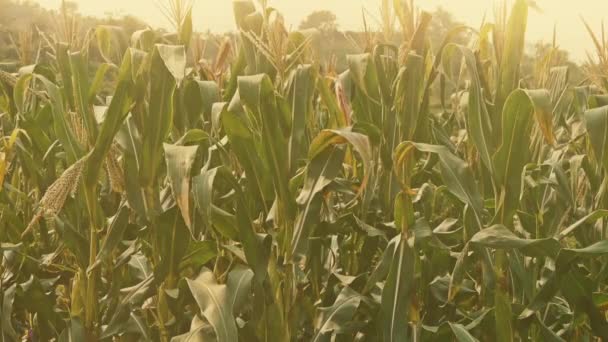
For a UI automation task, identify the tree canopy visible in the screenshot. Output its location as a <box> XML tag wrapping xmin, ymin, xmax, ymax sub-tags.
<box><xmin>299</xmin><ymin>10</ymin><xmax>338</xmax><ymax>31</ymax></box>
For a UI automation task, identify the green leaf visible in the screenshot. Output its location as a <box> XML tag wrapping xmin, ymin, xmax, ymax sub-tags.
<box><xmin>87</xmin><ymin>204</ymin><xmax>130</xmax><ymax>274</ymax></box>
<box><xmin>156</xmin><ymin>207</ymin><xmax>190</xmax><ymax>284</ymax></box>
<box><xmin>171</xmin><ymin>316</ymin><xmax>217</xmax><ymax>342</ymax></box>
<box><xmin>96</xmin><ymin>25</ymin><xmax>127</xmax><ymax>64</ymax></box>
<box><xmin>585</xmin><ymin>105</ymin><xmax>608</xmax><ymax>170</ymax></box>
<box><xmin>84</xmin><ymin>49</ymin><xmax>133</xmax><ymax>188</ymax></box>
<box><xmin>179</xmin><ymin>240</ymin><xmax>217</xmax><ymax>271</ymax></box>
<box><xmin>226</xmin><ymin>265</ymin><xmax>254</xmax><ymax>314</ymax></box>
<box><xmin>495</xmin><ymin>0</ymin><xmax>528</xmax><ymax>118</ymax></box>
<box><xmin>55</xmin><ymin>217</ymin><xmax>90</xmax><ymax>269</ymax></box>
<box><xmin>88</xmin><ymin>62</ymin><xmax>111</xmax><ymax>103</ymax></box>
<box><xmin>13</xmin><ymin>73</ymin><xmax>32</xmax><ymax>114</ymax></box>
<box><xmin>346</xmin><ymin>53</ymin><xmax>383</xmax><ymax>127</ymax></box>
<box><xmin>394</xmin><ymin>142</ymin><xmax>484</xmax><ymax>228</ymax></box>
<box><xmin>238</xmin><ymin>74</ymin><xmax>294</xmax><ymax>217</ymax></box>
<box><xmin>58</xmin><ymin>319</ymin><xmax>85</xmax><ymax>342</ymax></box>
<box><xmin>222</xmin><ymin>96</ymin><xmax>273</xmax><ymax>208</ymax></box>
<box><xmin>211</xmin><ymin>167</ymin><xmax>271</xmax><ymax>284</ymax></box>
<box><xmin>312</xmin><ymin>286</ymin><xmax>362</xmax><ymax>342</ymax></box>
<box><xmin>448</xmin><ymin>322</ymin><xmax>479</xmax><ymax>342</ymax></box>
<box><xmin>192</xmin><ymin>167</ymin><xmax>238</xmax><ymax>239</ymax></box>
<box><xmin>36</xmin><ymin>75</ymin><xmax>84</xmax><ymax>163</ymax></box>
<box><xmin>364</xmin><ymin>235</ymin><xmax>400</xmax><ymax>293</ymax></box>
<box><xmin>285</xmin><ymin>64</ymin><xmax>316</xmax><ymax>172</ymax></box>
<box><xmin>179</xmin><ymin>8</ymin><xmax>193</xmax><ymax>47</ymax></box>
<box><xmin>69</xmin><ymin>51</ymin><xmax>97</xmax><ymax>143</ymax></box>
<box><xmin>561</xmin><ymin>268</ymin><xmax>608</xmax><ymax>339</ymax></box>
<box><xmin>557</xmin><ymin>210</ymin><xmax>608</xmax><ymax>239</ymax></box>
<box><xmin>176</xmin><ymin>129</ymin><xmax>209</xmax><ymax>146</ymax></box>
<box><xmin>558</xmin><ymin>240</ymin><xmax>608</xmax><ymax>267</ymax></box>
<box><xmin>291</xmin><ymin>146</ymin><xmax>345</xmax><ymax>259</ymax></box>
<box><xmin>209</xmin><ymin>207</ymin><xmax>238</xmax><ymax>239</ymax></box>
<box><xmin>131</xmin><ymin>29</ymin><xmax>156</xmax><ymax>51</ymax></box>
<box><xmin>381</xmin><ymin>237</ymin><xmax>415</xmax><ymax>341</ymax></box>
<box><xmin>394</xmin><ymin>53</ymin><xmax>425</xmax><ymax>139</ymax></box>
<box><xmin>139</xmin><ymin>45</ymin><xmax>179</xmax><ymax>191</ymax></box>
<box><xmin>442</xmin><ymin>44</ymin><xmax>494</xmax><ymax>172</ymax></box>
<box><xmin>155</xmin><ymin>44</ymin><xmax>186</xmax><ymax>86</ymax></box>
<box><xmin>164</xmin><ymin>143</ymin><xmax>199</xmax><ymax>231</ymax></box>
<box><xmin>186</xmin><ymin>268</ymin><xmax>239</xmax><ymax>342</ymax></box>
<box><xmin>309</xmin><ymin>127</ymin><xmax>372</xmax><ymax>195</ymax></box>
<box><xmin>100</xmin><ymin>275</ymin><xmax>155</xmax><ymax>339</ymax></box>
<box><xmin>518</xmin><ymin>273</ymin><xmax>562</xmax><ymax>319</ymax></box>
<box><xmin>493</xmin><ymin>89</ymin><xmax>550</xmax><ymax>224</ymax></box>
<box><xmin>233</xmin><ymin>0</ymin><xmax>256</xmax><ymax>29</ymax></box>
<box><xmin>448</xmin><ymin>242</ymin><xmax>470</xmax><ymax>302</ymax></box>
<box><xmin>1</xmin><ymin>284</ymin><xmax>17</xmax><ymax>340</ymax></box>
<box><xmin>184</xmin><ymin>80</ymin><xmax>220</xmax><ymax>127</ymax></box>
<box><xmin>470</xmin><ymin>225</ymin><xmax>561</xmax><ymax>258</ymax></box>
<box><xmin>317</xmin><ymin>75</ymin><xmax>347</xmax><ymax>128</ymax></box>
<box><xmin>55</xmin><ymin>43</ymin><xmax>75</xmax><ymax>110</ymax></box>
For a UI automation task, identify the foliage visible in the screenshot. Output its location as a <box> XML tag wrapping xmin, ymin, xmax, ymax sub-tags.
<box><xmin>1</xmin><ymin>0</ymin><xmax>608</xmax><ymax>341</ymax></box>
<box><xmin>0</xmin><ymin>0</ymin><xmax>146</xmax><ymax>69</ymax></box>
<box><xmin>299</xmin><ymin>10</ymin><xmax>338</xmax><ymax>31</ymax></box>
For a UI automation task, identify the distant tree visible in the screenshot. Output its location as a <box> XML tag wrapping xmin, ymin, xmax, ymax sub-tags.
<box><xmin>521</xmin><ymin>41</ymin><xmax>584</xmax><ymax>86</ymax></box>
<box><xmin>101</xmin><ymin>13</ymin><xmax>148</xmax><ymax>35</ymax></box>
<box><xmin>428</xmin><ymin>7</ymin><xmax>466</xmax><ymax>51</ymax></box>
<box><xmin>0</xmin><ymin>0</ymin><xmax>148</xmax><ymax>64</ymax></box>
<box><xmin>299</xmin><ymin>10</ymin><xmax>338</xmax><ymax>31</ymax></box>
<box><xmin>61</xmin><ymin>1</ymin><xmax>79</xmax><ymax>14</ymax></box>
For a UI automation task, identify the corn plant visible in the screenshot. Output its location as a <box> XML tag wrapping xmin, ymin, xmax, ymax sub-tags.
<box><xmin>1</xmin><ymin>0</ymin><xmax>608</xmax><ymax>341</ymax></box>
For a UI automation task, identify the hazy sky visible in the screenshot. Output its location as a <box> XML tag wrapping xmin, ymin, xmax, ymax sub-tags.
<box><xmin>34</xmin><ymin>0</ymin><xmax>607</xmax><ymax>62</ymax></box>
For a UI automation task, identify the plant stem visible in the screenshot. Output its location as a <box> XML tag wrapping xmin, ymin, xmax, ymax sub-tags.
<box><xmin>84</xmin><ymin>187</ymin><xmax>99</xmax><ymax>341</ymax></box>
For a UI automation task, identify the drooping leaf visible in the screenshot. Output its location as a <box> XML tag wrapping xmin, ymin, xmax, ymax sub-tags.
<box><xmin>448</xmin><ymin>322</ymin><xmax>479</xmax><ymax>342</ymax></box>
<box><xmin>171</xmin><ymin>316</ymin><xmax>217</xmax><ymax>342</ymax></box>
<box><xmin>186</xmin><ymin>268</ymin><xmax>239</xmax><ymax>342</ymax></box>
<box><xmin>470</xmin><ymin>225</ymin><xmax>561</xmax><ymax>258</ymax></box>
<box><xmin>156</xmin><ymin>44</ymin><xmax>187</xmax><ymax>86</ymax></box>
<box><xmin>164</xmin><ymin>143</ymin><xmax>199</xmax><ymax>231</ymax></box>
<box><xmin>557</xmin><ymin>210</ymin><xmax>608</xmax><ymax>239</ymax></box>
<box><xmin>394</xmin><ymin>142</ymin><xmax>484</xmax><ymax>228</ymax></box>
<box><xmin>312</xmin><ymin>286</ymin><xmax>362</xmax><ymax>342</ymax></box>
<box><xmin>308</xmin><ymin>127</ymin><xmax>372</xmax><ymax>196</ymax></box>
<box><xmin>291</xmin><ymin>146</ymin><xmax>345</xmax><ymax>259</ymax></box>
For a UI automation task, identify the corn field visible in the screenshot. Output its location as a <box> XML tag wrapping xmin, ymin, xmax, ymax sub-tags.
<box><xmin>2</xmin><ymin>0</ymin><xmax>608</xmax><ymax>340</ymax></box>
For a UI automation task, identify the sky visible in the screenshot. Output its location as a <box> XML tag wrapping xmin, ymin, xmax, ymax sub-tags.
<box><xmin>33</xmin><ymin>0</ymin><xmax>607</xmax><ymax>62</ymax></box>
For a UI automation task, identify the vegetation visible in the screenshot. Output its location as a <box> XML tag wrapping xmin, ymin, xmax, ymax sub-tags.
<box><xmin>1</xmin><ymin>0</ymin><xmax>608</xmax><ymax>341</ymax></box>
<box><xmin>299</xmin><ymin>10</ymin><xmax>338</xmax><ymax>31</ymax></box>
